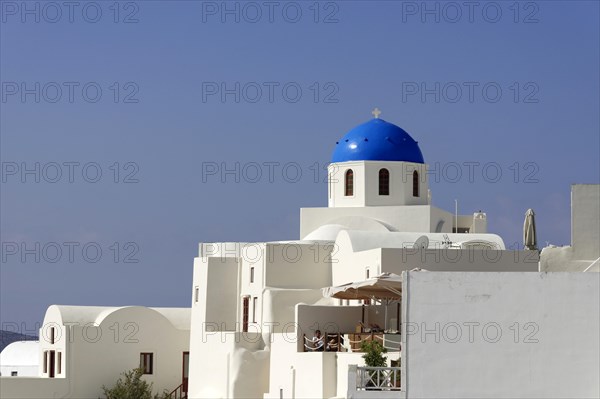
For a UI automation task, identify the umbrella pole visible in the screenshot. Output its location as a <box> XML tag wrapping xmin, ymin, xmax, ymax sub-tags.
<box><xmin>384</xmin><ymin>300</ymin><xmax>388</xmax><ymax>331</ymax></box>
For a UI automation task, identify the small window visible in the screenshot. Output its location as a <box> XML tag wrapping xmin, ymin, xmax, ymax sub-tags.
<box><xmin>378</xmin><ymin>169</ymin><xmax>390</xmax><ymax>195</ymax></box>
<box><xmin>242</xmin><ymin>296</ymin><xmax>249</xmax><ymax>333</ymax></box>
<box><xmin>413</xmin><ymin>171</ymin><xmax>419</xmax><ymax>197</ymax></box>
<box><xmin>50</xmin><ymin>327</ymin><xmax>55</xmax><ymax>344</ymax></box>
<box><xmin>194</xmin><ymin>286</ymin><xmax>199</xmax><ymax>303</ymax></box>
<box><xmin>250</xmin><ymin>267</ymin><xmax>255</xmax><ymax>283</ymax></box>
<box><xmin>11</xmin><ymin>371</ymin><xmax>18</xmax><ymax>376</ymax></box>
<box><xmin>252</xmin><ymin>297</ymin><xmax>258</xmax><ymax>323</ymax></box>
<box><xmin>43</xmin><ymin>351</ymin><xmax>48</xmax><ymax>373</ymax></box>
<box><xmin>140</xmin><ymin>353</ymin><xmax>153</xmax><ymax>374</ymax></box>
<box><xmin>345</xmin><ymin>169</ymin><xmax>354</xmax><ymax>196</ymax></box>
<box><xmin>57</xmin><ymin>352</ymin><xmax>62</xmax><ymax>374</ymax></box>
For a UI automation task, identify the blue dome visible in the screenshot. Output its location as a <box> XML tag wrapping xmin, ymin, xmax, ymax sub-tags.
<box><xmin>331</xmin><ymin>118</ymin><xmax>425</xmax><ymax>164</ymax></box>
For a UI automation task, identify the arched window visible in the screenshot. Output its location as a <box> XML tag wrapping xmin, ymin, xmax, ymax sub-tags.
<box><xmin>378</xmin><ymin>168</ymin><xmax>390</xmax><ymax>195</ymax></box>
<box><xmin>345</xmin><ymin>169</ymin><xmax>354</xmax><ymax>196</ymax></box>
<box><xmin>413</xmin><ymin>171</ymin><xmax>419</xmax><ymax>197</ymax></box>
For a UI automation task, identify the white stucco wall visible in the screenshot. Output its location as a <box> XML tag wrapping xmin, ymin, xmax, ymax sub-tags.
<box><xmin>571</xmin><ymin>184</ymin><xmax>600</xmax><ymax>260</ymax></box>
<box><xmin>327</xmin><ymin>161</ymin><xmax>429</xmax><ymax>208</ymax></box>
<box><xmin>188</xmin><ymin>332</ymin><xmax>269</xmax><ymax>399</ymax></box>
<box><xmin>402</xmin><ymin>271</ymin><xmax>600</xmax><ymax>398</ymax></box>
<box><xmin>540</xmin><ymin>184</ymin><xmax>599</xmax><ymax>272</ymax></box>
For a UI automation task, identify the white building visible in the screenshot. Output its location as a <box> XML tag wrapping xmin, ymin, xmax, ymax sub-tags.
<box><xmin>187</xmin><ymin>115</ymin><xmax>598</xmax><ymax>398</ymax></box>
<box><xmin>2</xmin><ymin>114</ymin><xmax>598</xmax><ymax>398</ymax></box>
<box><xmin>1</xmin><ymin>305</ymin><xmax>190</xmax><ymax>398</ymax></box>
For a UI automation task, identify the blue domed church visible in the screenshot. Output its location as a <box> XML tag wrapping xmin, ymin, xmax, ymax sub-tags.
<box><xmin>300</xmin><ymin>110</ymin><xmax>488</xmax><ymax>239</ymax></box>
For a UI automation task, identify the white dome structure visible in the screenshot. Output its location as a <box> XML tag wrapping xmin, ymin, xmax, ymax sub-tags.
<box><xmin>0</xmin><ymin>341</ymin><xmax>39</xmax><ymax>377</ymax></box>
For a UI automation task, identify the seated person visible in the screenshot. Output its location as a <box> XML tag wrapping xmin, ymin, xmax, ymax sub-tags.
<box><xmin>313</xmin><ymin>330</ymin><xmax>324</xmax><ymax>351</ymax></box>
<box><xmin>326</xmin><ymin>337</ymin><xmax>338</xmax><ymax>352</ymax></box>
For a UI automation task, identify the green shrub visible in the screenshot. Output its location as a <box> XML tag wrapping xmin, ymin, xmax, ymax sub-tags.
<box><xmin>361</xmin><ymin>339</ymin><xmax>387</xmax><ymax>367</ymax></box>
<box><xmin>102</xmin><ymin>368</ymin><xmax>169</xmax><ymax>399</ymax></box>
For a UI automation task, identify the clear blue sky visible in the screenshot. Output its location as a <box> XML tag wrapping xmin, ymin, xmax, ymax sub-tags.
<box><xmin>1</xmin><ymin>1</ymin><xmax>599</xmax><ymax>329</ymax></box>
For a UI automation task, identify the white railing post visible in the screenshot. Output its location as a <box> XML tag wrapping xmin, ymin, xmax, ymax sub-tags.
<box><xmin>347</xmin><ymin>364</ymin><xmax>358</xmax><ymax>398</ymax></box>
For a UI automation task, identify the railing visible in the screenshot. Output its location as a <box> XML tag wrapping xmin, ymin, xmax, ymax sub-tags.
<box><xmin>303</xmin><ymin>333</ymin><xmax>401</xmax><ymax>352</ymax></box>
<box><xmin>167</xmin><ymin>383</ymin><xmax>187</xmax><ymax>399</ymax></box>
<box><xmin>356</xmin><ymin>367</ymin><xmax>401</xmax><ymax>391</ymax></box>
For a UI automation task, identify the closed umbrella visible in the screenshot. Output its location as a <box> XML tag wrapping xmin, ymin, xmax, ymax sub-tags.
<box><xmin>523</xmin><ymin>209</ymin><xmax>537</xmax><ymax>250</ymax></box>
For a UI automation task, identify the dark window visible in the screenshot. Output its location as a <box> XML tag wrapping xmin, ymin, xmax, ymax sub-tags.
<box><xmin>50</xmin><ymin>327</ymin><xmax>55</xmax><ymax>344</ymax></box>
<box><xmin>345</xmin><ymin>170</ymin><xmax>354</xmax><ymax>196</ymax></box>
<box><xmin>250</xmin><ymin>267</ymin><xmax>255</xmax><ymax>283</ymax></box>
<box><xmin>11</xmin><ymin>371</ymin><xmax>18</xmax><ymax>376</ymax></box>
<box><xmin>194</xmin><ymin>287</ymin><xmax>199</xmax><ymax>303</ymax></box>
<box><xmin>140</xmin><ymin>353</ymin><xmax>153</xmax><ymax>374</ymax></box>
<box><xmin>252</xmin><ymin>297</ymin><xmax>258</xmax><ymax>323</ymax></box>
<box><xmin>57</xmin><ymin>352</ymin><xmax>62</xmax><ymax>375</ymax></box>
<box><xmin>48</xmin><ymin>351</ymin><xmax>55</xmax><ymax>378</ymax></box>
<box><xmin>378</xmin><ymin>169</ymin><xmax>390</xmax><ymax>195</ymax></box>
<box><xmin>242</xmin><ymin>297</ymin><xmax>249</xmax><ymax>332</ymax></box>
<box><xmin>413</xmin><ymin>171</ymin><xmax>419</xmax><ymax>197</ymax></box>
<box><xmin>43</xmin><ymin>351</ymin><xmax>48</xmax><ymax>374</ymax></box>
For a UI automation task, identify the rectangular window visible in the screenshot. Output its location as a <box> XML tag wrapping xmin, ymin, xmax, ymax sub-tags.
<box><xmin>252</xmin><ymin>297</ymin><xmax>258</xmax><ymax>323</ymax></box>
<box><xmin>50</xmin><ymin>327</ymin><xmax>55</xmax><ymax>344</ymax></box>
<box><xmin>366</xmin><ymin>268</ymin><xmax>370</xmax><ymax>279</ymax></box>
<box><xmin>242</xmin><ymin>296</ymin><xmax>249</xmax><ymax>332</ymax></box>
<box><xmin>140</xmin><ymin>353</ymin><xmax>153</xmax><ymax>375</ymax></box>
<box><xmin>194</xmin><ymin>286</ymin><xmax>199</xmax><ymax>303</ymax></box>
<box><xmin>43</xmin><ymin>351</ymin><xmax>48</xmax><ymax>373</ymax></box>
<box><xmin>57</xmin><ymin>352</ymin><xmax>62</xmax><ymax>374</ymax></box>
<box><xmin>48</xmin><ymin>351</ymin><xmax>55</xmax><ymax>378</ymax></box>
<box><xmin>11</xmin><ymin>371</ymin><xmax>18</xmax><ymax>376</ymax></box>
<box><xmin>250</xmin><ymin>267</ymin><xmax>254</xmax><ymax>283</ymax></box>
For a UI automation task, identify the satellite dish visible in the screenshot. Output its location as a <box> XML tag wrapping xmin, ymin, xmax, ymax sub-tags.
<box><xmin>413</xmin><ymin>235</ymin><xmax>429</xmax><ymax>249</ymax></box>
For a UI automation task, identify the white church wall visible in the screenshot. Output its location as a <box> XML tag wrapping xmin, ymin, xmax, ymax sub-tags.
<box><xmin>402</xmin><ymin>271</ymin><xmax>600</xmax><ymax>398</ymax></box>
<box><xmin>362</xmin><ymin>161</ymin><xmax>428</xmax><ymax>207</ymax></box>
<box><xmin>328</xmin><ymin>161</ymin><xmax>366</xmax><ymax>208</ymax></box>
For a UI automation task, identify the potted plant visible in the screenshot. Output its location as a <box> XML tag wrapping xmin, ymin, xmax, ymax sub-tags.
<box><xmin>360</xmin><ymin>340</ymin><xmax>387</xmax><ymax>390</ymax></box>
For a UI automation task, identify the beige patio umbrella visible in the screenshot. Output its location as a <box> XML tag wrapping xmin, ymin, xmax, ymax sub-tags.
<box><xmin>322</xmin><ymin>273</ymin><xmax>403</xmax><ymax>331</ymax></box>
<box><xmin>523</xmin><ymin>209</ymin><xmax>538</xmax><ymax>250</ymax></box>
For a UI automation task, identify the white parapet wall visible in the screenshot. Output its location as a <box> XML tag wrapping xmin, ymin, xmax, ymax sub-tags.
<box><xmin>402</xmin><ymin>271</ymin><xmax>600</xmax><ymax>398</ymax></box>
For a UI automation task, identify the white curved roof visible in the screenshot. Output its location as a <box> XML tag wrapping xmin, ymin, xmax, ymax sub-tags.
<box><xmin>303</xmin><ymin>224</ymin><xmax>347</xmax><ymax>241</ymax></box>
<box><xmin>336</xmin><ymin>230</ymin><xmax>505</xmax><ymax>252</ymax></box>
<box><xmin>44</xmin><ymin>305</ymin><xmax>190</xmax><ymax>331</ymax></box>
<box><xmin>0</xmin><ymin>341</ymin><xmax>39</xmax><ymax>366</ymax></box>
<box><xmin>302</xmin><ymin>215</ymin><xmax>396</xmax><ymax>241</ymax></box>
